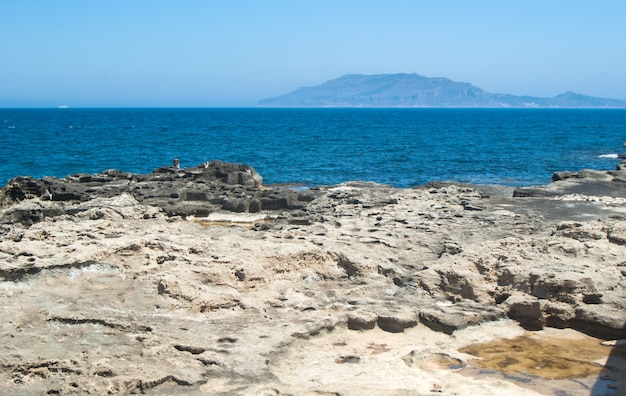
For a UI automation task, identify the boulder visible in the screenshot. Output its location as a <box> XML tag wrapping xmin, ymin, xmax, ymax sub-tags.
<box><xmin>501</xmin><ymin>293</ymin><xmax>545</xmax><ymax>331</ymax></box>
<box><xmin>607</xmin><ymin>221</ymin><xmax>626</xmax><ymax>245</ymax></box>
<box><xmin>222</xmin><ymin>198</ymin><xmax>249</xmax><ymax>213</ymax></box>
<box><xmin>552</xmin><ymin>171</ymin><xmax>577</xmax><ymax>181</ymax></box>
<box><xmin>347</xmin><ymin>310</ymin><xmax>378</xmax><ymax>330</ymax></box>
<box><xmin>195</xmin><ymin>160</ymin><xmax>263</xmax><ymax>187</ymax></box>
<box><xmin>419</xmin><ymin>302</ymin><xmax>505</xmax><ymax>334</ymax></box>
<box><xmin>512</xmin><ymin>188</ymin><xmax>556</xmax><ymax>198</ymax></box>
<box><xmin>376</xmin><ymin>309</ymin><xmax>418</xmax><ymax>333</ymax></box>
<box><xmin>572</xmin><ymin>305</ymin><xmax>626</xmax><ymax>339</ymax></box>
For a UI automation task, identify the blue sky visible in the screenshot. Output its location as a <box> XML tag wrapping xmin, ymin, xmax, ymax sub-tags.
<box><xmin>2</xmin><ymin>1</ymin><xmax>625</xmax><ymax>107</ymax></box>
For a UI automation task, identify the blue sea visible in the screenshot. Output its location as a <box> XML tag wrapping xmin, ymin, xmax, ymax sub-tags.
<box><xmin>1</xmin><ymin>108</ymin><xmax>625</xmax><ymax>188</ymax></box>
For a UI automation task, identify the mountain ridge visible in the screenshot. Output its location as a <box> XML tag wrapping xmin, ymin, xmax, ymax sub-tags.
<box><xmin>258</xmin><ymin>73</ymin><xmax>626</xmax><ymax>108</ymax></box>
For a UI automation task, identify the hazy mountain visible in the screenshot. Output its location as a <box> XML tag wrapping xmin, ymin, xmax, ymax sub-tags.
<box><xmin>258</xmin><ymin>73</ymin><xmax>626</xmax><ymax>108</ymax></box>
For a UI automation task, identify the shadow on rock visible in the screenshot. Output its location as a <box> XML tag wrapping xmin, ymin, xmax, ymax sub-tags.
<box><xmin>591</xmin><ymin>321</ymin><xmax>626</xmax><ymax>396</ymax></box>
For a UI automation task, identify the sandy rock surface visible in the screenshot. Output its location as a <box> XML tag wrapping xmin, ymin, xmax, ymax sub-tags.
<box><xmin>1</xmin><ymin>165</ymin><xmax>626</xmax><ymax>395</ymax></box>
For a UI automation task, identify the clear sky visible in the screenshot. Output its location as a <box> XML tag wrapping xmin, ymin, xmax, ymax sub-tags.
<box><xmin>2</xmin><ymin>0</ymin><xmax>625</xmax><ymax>107</ymax></box>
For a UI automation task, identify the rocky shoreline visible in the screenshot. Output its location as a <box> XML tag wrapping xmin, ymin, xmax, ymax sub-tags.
<box><xmin>1</xmin><ymin>160</ymin><xmax>625</xmax><ymax>395</ymax></box>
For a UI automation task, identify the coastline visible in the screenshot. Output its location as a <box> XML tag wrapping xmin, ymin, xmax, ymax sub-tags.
<box><xmin>1</xmin><ymin>160</ymin><xmax>625</xmax><ymax>394</ymax></box>
<box><xmin>3</xmin><ymin>107</ymin><xmax>626</xmax><ymax>190</ymax></box>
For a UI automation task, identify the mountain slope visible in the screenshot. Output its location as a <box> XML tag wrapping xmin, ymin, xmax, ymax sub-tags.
<box><xmin>258</xmin><ymin>74</ymin><xmax>626</xmax><ymax>108</ymax></box>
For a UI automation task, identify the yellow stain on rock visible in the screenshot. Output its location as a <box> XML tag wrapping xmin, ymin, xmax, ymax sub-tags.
<box><xmin>460</xmin><ymin>333</ymin><xmax>617</xmax><ymax>380</ymax></box>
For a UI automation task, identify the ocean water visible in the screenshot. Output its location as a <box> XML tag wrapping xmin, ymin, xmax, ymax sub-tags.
<box><xmin>1</xmin><ymin>108</ymin><xmax>625</xmax><ymax>188</ymax></box>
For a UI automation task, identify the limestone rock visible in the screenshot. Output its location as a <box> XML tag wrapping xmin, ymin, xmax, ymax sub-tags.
<box><xmin>607</xmin><ymin>221</ymin><xmax>626</xmax><ymax>245</ymax></box>
<box><xmin>376</xmin><ymin>310</ymin><xmax>419</xmax><ymax>333</ymax></box>
<box><xmin>502</xmin><ymin>293</ymin><xmax>545</xmax><ymax>331</ymax></box>
<box><xmin>419</xmin><ymin>301</ymin><xmax>506</xmax><ymax>334</ymax></box>
<box><xmin>0</xmin><ymin>162</ymin><xmax>625</xmax><ymax>394</ymax></box>
<box><xmin>347</xmin><ymin>310</ymin><xmax>378</xmax><ymax>330</ymax></box>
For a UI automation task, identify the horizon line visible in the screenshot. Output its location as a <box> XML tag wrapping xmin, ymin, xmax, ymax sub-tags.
<box><xmin>3</xmin><ymin>106</ymin><xmax>626</xmax><ymax>110</ymax></box>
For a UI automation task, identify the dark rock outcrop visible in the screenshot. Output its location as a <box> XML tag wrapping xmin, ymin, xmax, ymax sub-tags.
<box><xmin>0</xmin><ymin>160</ymin><xmax>322</xmax><ymax>225</ymax></box>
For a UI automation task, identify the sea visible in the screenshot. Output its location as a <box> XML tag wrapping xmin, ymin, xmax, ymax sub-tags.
<box><xmin>1</xmin><ymin>108</ymin><xmax>625</xmax><ymax>188</ymax></box>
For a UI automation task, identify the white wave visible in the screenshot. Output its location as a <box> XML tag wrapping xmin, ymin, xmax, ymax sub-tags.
<box><xmin>598</xmin><ymin>153</ymin><xmax>619</xmax><ymax>158</ymax></box>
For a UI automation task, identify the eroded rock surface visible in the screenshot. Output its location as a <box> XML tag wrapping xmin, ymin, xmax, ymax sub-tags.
<box><xmin>0</xmin><ymin>162</ymin><xmax>625</xmax><ymax>394</ymax></box>
<box><xmin>0</xmin><ymin>160</ymin><xmax>317</xmax><ymax>225</ymax></box>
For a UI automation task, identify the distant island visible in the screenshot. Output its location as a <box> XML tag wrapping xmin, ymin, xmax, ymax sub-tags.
<box><xmin>258</xmin><ymin>73</ymin><xmax>626</xmax><ymax>108</ymax></box>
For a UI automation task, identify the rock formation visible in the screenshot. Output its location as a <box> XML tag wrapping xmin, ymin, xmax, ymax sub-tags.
<box><xmin>0</xmin><ymin>161</ymin><xmax>625</xmax><ymax>394</ymax></box>
<box><xmin>0</xmin><ymin>160</ymin><xmax>318</xmax><ymax>225</ymax></box>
